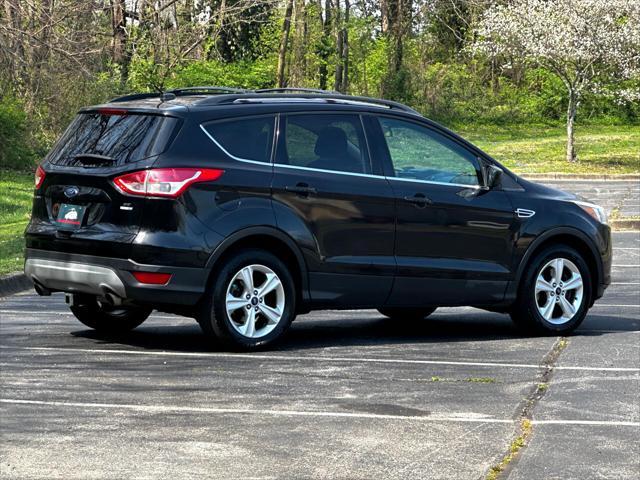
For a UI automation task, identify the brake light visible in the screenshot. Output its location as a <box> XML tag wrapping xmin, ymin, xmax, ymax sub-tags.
<box><xmin>35</xmin><ymin>165</ymin><xmax>46</xmax><ymax>189</ymax></box>
<box><xmin>131</xmin><ymin>271</ymin><xmax>172</xmax><ymax>285</ymax></box>
<box><xmin>98</xmin><ymin>108</ymin><xmax>128</xmax><ymax>116</ymax></box>
<box><xmin>113</xmin><ymin>168</ymin><xmax>224</xmax><ymax>198</ymax></box>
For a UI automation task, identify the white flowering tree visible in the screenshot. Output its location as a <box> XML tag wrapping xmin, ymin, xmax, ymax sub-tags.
<box><xmin>473</xmin><ymin>0</ymin><xmax>640</xmax><ymax>162</ymax></box>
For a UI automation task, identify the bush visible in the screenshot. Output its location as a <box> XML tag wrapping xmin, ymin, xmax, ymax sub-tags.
<box><xmin>127</xmin><ymin>58</ymin><xmax>277</xmax><ymax>92</ymax></box>
<box><xmin>0</xmin><ymin>98</ymin><xmax>37</xmax><ymax>170</ymax></box>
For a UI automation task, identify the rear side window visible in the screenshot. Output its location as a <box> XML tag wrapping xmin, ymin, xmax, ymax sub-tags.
<box><xmin>202</xmin><ymin>116</ymin><xmax>275</xmax><ymax>163</ymax></box>
<box><xmin>47</xmin><ymin>113</ymin><xmax>178</xmax><ymax>167</ymax></box>
<box><xmin>279</xmin><ymin>114</ymin><xmax>370</xmax><ymax>174</ymax></box>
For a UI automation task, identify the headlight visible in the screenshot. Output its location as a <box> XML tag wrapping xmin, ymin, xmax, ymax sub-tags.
<box><xmin>574</xmin><ymin>201</ymin><xmax>608</xmax><ymax>224</ymax></box>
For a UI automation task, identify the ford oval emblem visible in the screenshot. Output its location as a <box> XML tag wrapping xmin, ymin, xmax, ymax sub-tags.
<box><xmin>64</xmin><ymin>186</ymin><xmax>80</xmax><ymax>198</ymax></box>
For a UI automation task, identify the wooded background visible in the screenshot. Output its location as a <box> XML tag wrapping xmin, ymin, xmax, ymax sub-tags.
<box><xmin>1</xmin><ymin>0</ymin><xmax>638</xmax><ymax>170</ymax></box>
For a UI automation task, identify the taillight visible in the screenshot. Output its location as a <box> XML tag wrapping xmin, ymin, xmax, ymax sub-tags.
<box><xmin>131</xmin><ymin>271</ymin><xmax>172</xmax><ymax>285</ymax></box>
<box><xmin>35</xmin><ymin>165</ymin><xmax>46</xmax><ymax>189</ymax></box>
<box><xmin>113</xmin><ymin>168</ymin><xmax>224</xmax><ymax>198</ymax></box>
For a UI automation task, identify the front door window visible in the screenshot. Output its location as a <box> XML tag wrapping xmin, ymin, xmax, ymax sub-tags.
<box><xmin>379</xmin><ymin>117</ymin><xmax>480</xmax><ymax>186</ymax></box>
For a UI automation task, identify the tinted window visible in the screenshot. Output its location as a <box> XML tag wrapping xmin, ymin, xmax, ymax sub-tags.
<box><xmin>48</xmin><ymin>113</ymin><xmax>177</xmax><ymax>167</ymax></box>
<box><xmin>379</xmin><ymin>118</ymin><xmax>479</xmax><ymax>186</ymax></box>
<box><xmin>203</xmin><ymin>116</ymin><xmax>275</xmax><ymax>163</ymax></box>
<box><xmin>280</xmin><ymin>114</ymin><xmax>370</xmax><ymax>174</ymax></box>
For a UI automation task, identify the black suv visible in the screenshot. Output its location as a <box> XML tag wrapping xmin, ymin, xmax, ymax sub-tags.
<box><xmin>24</xmin><ymin>87</ymin><xmax>612</xmax><ymax>349</ymax></box>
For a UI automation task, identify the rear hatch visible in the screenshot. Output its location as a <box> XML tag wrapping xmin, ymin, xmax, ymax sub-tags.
<box><xmin>27</xmin><ymin>108</ymin><xmax>181</xmax><ymax>258</ymax></box>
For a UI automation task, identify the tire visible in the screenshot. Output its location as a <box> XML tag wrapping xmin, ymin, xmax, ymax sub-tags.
<box><xmin>197</xmin><ymin>249</ymin><xmax>296</xmax><ymax>350</ymax></box>
<box><xmin>378</xmin><ymin>307</ymin><xmax>437</xmax><ymax>321</ymax></box>
<box><xmin>510</xmin><ymin>245</ymin><xmax>592</xmax><ymax>334</ymax></box>
<box><xmin>70</xmin><ymin>299</ymin><xmax>151</xmax><ymax>333</ymax></box>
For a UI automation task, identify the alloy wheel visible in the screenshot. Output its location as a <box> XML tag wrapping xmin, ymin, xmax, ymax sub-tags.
<box><xmin>534</xmin><ymin>257</ymin><xmax>584</xmax><ymax>325</ymax></box>
<box><xmin>225</xmin><ymin>264</ymin><xmax>286</xmax><ymax>338</ymax></box>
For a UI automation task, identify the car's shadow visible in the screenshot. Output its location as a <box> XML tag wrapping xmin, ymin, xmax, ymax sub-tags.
<box><xmin>70</xmin><ymin>312</ymin><xmax>637</xmax><ymax>353</ymax></box>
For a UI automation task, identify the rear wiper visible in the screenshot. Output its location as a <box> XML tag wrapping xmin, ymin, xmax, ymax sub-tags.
<box><xmin>73</xmin><ymin>153</ymin><xmax>115</xmax><ymax>165</ymax></box>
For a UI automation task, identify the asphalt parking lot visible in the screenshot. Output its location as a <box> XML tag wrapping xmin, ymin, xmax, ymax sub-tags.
<box><xmin>0</xmin><ymin>228</ymin><xmax>638</xmax><ymax>479</ymax></box>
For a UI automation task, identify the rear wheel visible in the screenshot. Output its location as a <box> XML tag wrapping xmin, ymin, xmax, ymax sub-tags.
<box><xmin>510</xmin><ymin>245</ymin><xmax>592</xmax><ymax>334</ymax></box>
<box><xmin>378</xmin><ymin>307</ymin><xmax>437</xmax><ymax>321</ymax></box>
<box><xmin>70</xmin><ymin>299</ymin><xmax>151</xmax><ymax>333</ymax></box>
<box><xmin>197</xmin><ymin>249</ymin><xmax>296</xmax><ymax>350</ymax></box>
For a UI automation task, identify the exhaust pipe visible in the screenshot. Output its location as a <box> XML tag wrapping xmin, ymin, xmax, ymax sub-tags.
<box><xmin>102</xmin><ymin>291</ymin><xmax>123</xmax><ymax>307</ymax></box>
<box><xmin>33</xmin><ymin>281</ymin><xmax>52</xmax><ymax>296</ymax></box>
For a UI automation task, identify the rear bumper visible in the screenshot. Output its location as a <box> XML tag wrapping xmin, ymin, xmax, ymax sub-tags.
<box><xmin>24</xmin><ymin>248</ymin><xmax>208</xmax><ymax>306</ymax></box>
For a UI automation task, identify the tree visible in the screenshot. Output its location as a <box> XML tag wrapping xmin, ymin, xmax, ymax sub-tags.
<box><xmin>334</xmin><ymin>0</ymin><xmax>349</xmax><ymax>93</ymax></box>
<box><xmin>276</xmin><ymin>0</ymin><xmax>294</xmax><ymax>87</ymax></box>
<box><xmin>381</xmin><ymin>0</ymin><xmax>413</xmax><ymax>100</ymax></box>
<box><xmin>473</xmin><ymin>0</ymin><xmax>640</xmax><ymax>162</ymax></box>
<box><xmin>317</xmin><ymin>0</ymin><xmax>332</xmax><ymax>90</ymax></box>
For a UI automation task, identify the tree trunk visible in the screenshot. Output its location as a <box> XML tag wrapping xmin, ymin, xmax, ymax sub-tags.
<box><xmin>381</xmin><ymin>0</ymin><xmax>389</xmax><ymax>33</ymax></box>
<box><xmin>566</xmin><ymin>90</ymin><xmax>578</xmax><ymax>162</ymax></box>
<box><xmin>318</xmin><ymin>0</ymin><xmax>332</xmax><ymax>90</ymax></box>
<box><xmin>111</xmin><ymin>0</ymin><xmax>126</xmax><ymax>64</ymax></box>
<box><xmin>291</xmin><ymin>0</ymin><xmax>306</xmax><ymax>86</ymax></box>
<box><xmin>340</xmin><ymin>0</ymin><xmax>350</xmax><ymax>93</ymax></box>
<box><xmin>276</xmin><ymin>0</ymin><xmax>295</xmax><ymax>88</ymax></box>
<box><xmin>334</xmin><ymin>2</ymin><xmax>342</xmax><ymax>91</ymax></box>
<box><xmin>382</xmin><ymin>0</ymin><xmax>411</xmax><ymax>98</ymax></box>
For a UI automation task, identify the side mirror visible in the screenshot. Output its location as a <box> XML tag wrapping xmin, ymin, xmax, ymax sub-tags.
<box><xmin>484</xmin><ymin>164</ymin><xmax>503</xmax><ymax>189</ymax></box>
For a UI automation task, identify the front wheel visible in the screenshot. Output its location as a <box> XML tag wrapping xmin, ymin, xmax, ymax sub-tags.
<box><xmin>510</xmin><ymin>245</ymin><xmax>592</xmax><ymax>334</ymax></box>
<box><xmin>197</xmin><ymin>249</ymin><xmax>296</xmax><ymax>350</ymax></box>
<box><xmin>70</xmin><ymin>299</ymin><xmax>151</xmax><ymax>333</ymax></box>
<box><xmin>378</xmin><ymin>307</ymin><xmax>437</xmax><ymax>321</ymax></box>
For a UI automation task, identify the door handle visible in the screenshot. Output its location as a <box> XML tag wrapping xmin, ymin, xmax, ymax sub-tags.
<box><xmin>403</xmin><ymin>193</ymin><xmax>433</xmax><ymax>207</ymax></box>
<box><xmin>285</xmin><ymin>183</ymin><xmax>317</xmax><ymax>196</ymax></box>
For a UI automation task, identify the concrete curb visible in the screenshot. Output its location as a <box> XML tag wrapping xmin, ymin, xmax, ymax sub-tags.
<box><xmin>611</xmin><ymin>219</ymin><xmax>640</xmax><ymax>231</ymax></box>
<box><xmin>0</xmin><ymin>272</ymin><xmax>32</xmax><ymax>298</ymax></box>
<box><xmin>521</xmin><ymin>173</ymin><xmax>640</xmax><ymax>181</ymax></box>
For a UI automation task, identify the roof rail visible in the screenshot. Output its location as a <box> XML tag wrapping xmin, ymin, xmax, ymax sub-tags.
<box><xmin>254</xmin><ymin>88</ymin><xmax>339</xmax><ymax>95</ymax></box>
<box><xmin>199</xmin><ymin>92</ymin><xmax>421</xmax><ymax>115</ymax></box>
<box><xmin>168</xmin><ymin>86</ymin><xmax>249</xmax><ymax>95</ymax></box>
<box><xmin>109</xmin><ymin>86</ymin><xmax>249</xmax><ymax>103</ymax></box>
<box><xmin>108</xmin><ymin>86</ymin><xmax>421</xmax><ymax>116</ymax></box>
<box><xmin>109</xmin><ymin>92</ymin><xmax>162</xmax><ymax>103</ymax></box>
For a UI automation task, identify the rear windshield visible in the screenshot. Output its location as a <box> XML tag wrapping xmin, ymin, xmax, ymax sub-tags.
<box><xmin>47</xmin><ymin>112</ymin><xmax>178</xmax><ymax>166</ymax></box>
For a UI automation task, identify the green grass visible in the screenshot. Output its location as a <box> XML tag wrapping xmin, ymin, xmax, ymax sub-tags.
<box><xmin>454</xmin><ymin>124</ymin><xmax>640</xmax><ymax>174</ymax></box>
<box><xmin>0</xmin><ymin>171</ymin><xmax>32</xmax><ymax>275</ymax></box>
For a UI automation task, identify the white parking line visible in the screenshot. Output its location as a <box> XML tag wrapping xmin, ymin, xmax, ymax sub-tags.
<box><xmin>533</xmin><ymin>419</ymin><xmax>640</xmax><ymax>427</ymax></box>
<box><xmin>2</xmin><ymin>346</ymin><xmax>638</xmax><ymax>373</ymax></box>
<box><xmin>0</xmin><ymin>398</ymin><xmax>513</xmax><ymax>424</ymax></box>
<box><xmin>580</xmin><ymin>329</ymin><xmax>640</xmax><ymax>334</ymax></box>
<box><xmin>1</xmin><ymin>399</ymin><xmax>637</xmax><ymax>427</ymax></box>
<box><xmin>592</xmin><ymin>304</ymin><xmax>640</xmax><ymax>308</ymax></box>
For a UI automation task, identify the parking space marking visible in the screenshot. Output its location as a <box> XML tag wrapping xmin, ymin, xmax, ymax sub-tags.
<box><xmin>2</xmin><ymin>346</ymin><xmax>638</xmax><ymax>373</ymax></box>
<box><xmin>1</xmin><ymin>399</ymin><xmax>637</xmax><ymax>427</ymax></box>
<box><xmin>580</xmin><ymin>329</ymin><xmax>640</xmax><ymax>334</ymax></box>
<box><xmin>592</xmin><ymin>304</ymin><xmax>640</xmax><ymax>308</ymax></box>
<box><xmin>533</xmin><ymin>419</ymin><xmax>640</xmax><ymax>427</ymax></box>
<box><xmin>0</xmin><ymin>398</ymin><xmax>513</xmax><ymax>424</ymax></box>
